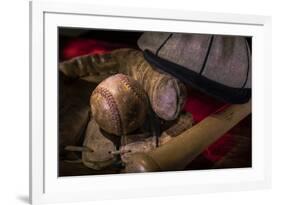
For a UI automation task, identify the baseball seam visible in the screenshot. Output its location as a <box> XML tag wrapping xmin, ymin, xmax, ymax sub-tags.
<box><xmin>117</xmin><ymin>74</ymin><xmax>146</xmax><ymax>103</ymax></box>
<box><xmin>92</xmin><ymin>86</ymin><xmax>122</xmax><ymax>135</ymax></box>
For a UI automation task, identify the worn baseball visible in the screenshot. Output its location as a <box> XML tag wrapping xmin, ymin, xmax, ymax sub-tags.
<box><xmin>90</xmin><ymin>74</ymin><xmax>149</xmax><ymax>136</ymax></box>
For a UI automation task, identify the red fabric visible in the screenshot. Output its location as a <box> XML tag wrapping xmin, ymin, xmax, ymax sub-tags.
<box><xmin>184</xmin><ymin>91</ymin><xmax>224</xmax><ymax>123</ymax></box>
<box><xmin>62</xmin><ymin>39</ymin><xmax>129</xmax><ymax>60</ymax></box>
<box><xmin>62</xmin><ymin>38</ymin><xmax>236</xmax><ymax>163</ymax></box>
<box><xmin>183</xmin><ymin>93</ymin><xmax>234</xmax><ymax>162</ymax></box>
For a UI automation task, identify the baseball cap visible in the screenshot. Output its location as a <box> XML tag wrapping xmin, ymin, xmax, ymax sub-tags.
<box><xmin>137</xmin><ymin>32</ymin><xmax>251</xmax><ymax>104</ymax></box>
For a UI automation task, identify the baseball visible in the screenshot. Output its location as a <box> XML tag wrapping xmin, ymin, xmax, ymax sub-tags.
<box><xmin>90</xmin><ymin>74</ymin><xmax>149</xmax><ymax>136</ymax></box>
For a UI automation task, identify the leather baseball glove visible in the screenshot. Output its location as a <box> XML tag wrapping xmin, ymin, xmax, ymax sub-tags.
<box><xmin>59</xmin><ymin>48</ymin><xmax>187</xmax><ymax>120</ymax></box>
<box><xmin>64</xmin><ymin>112</ymin><xmax>193</xmax><ymax>171</ymax></box>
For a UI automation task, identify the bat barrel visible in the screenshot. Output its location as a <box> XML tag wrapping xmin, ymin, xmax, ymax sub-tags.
<box><xmin>125</xmin><ymin>101</ymin><xmax>251</xmax><ymax>173</ymax></box>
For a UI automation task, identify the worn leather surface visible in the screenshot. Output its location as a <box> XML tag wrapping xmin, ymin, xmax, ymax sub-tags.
<box><xmin>62</xmin><ymin>110</ymin><xmax>193</xmax><ymax>171</ymax></box>
<box><xmin>82</xmin><ymin>118</ymin><xmax>120</xmax><ymax>170</ymax></box>
<box><xmin>59</xmin><ymin>48</ymin><xmax>187</xmax><ymax>121</ymax></box>
<box><xmin>112</xmin><ymin>49</ymin><xmax>187</xmax><ymax>120</ymax></box>
<box><xmin>120</xmin><ymin>112</ymin><xmax>193</xmax><ymax>164</ymax></box>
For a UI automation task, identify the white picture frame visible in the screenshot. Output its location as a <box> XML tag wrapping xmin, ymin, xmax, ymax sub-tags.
<box><xmin>30</xmin><ymin>0</ymin><xmax>272</xmax><ymax>204</ymax></box>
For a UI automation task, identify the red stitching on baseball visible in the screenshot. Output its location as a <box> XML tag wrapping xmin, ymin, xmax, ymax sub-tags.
<box><xmin>92</xmin><ymin>86</ymin><xmax>122</xmax><ymax>135</ymax></box>
<box><xmin>116</xmin><ymin>74</ymin><xmax>146</xmax><ymax>103</ymax></box>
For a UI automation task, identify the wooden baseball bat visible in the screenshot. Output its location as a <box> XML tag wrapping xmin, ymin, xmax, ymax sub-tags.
<box><xmin>124</xmin><ymin>100</ymin><xmax>251</xmax><ymax>172</ymax></box>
